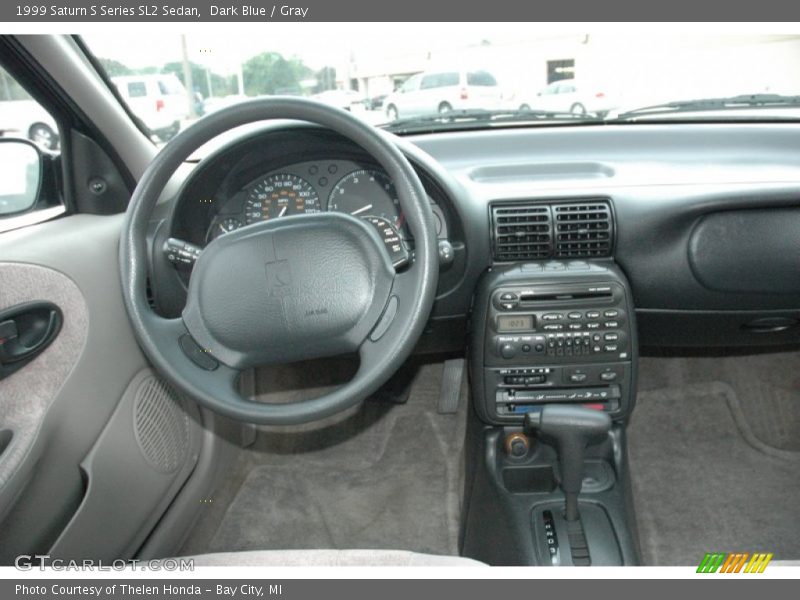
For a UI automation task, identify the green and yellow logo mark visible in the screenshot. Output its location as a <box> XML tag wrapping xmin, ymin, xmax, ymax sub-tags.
<box><xmin>697</xmin><ymin>552</ymin><xmax>773</xmax><ymax>573</ymax></box>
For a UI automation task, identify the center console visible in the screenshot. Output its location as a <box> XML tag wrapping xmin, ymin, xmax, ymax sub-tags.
<box><xmin>470</xmin><ymin>260</ymin><xmax>637</xmax><ymax>424</ymax></box>
<box><xmin>463</xmin><ymin>260</ymin><xmax>641</xmax><ymax>566</ymax></box>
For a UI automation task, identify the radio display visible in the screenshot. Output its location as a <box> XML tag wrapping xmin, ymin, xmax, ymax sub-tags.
<box><xmin>497</xmin><ymin>315</ymin><xmax>534</xmax><ymax>332</ymax></box>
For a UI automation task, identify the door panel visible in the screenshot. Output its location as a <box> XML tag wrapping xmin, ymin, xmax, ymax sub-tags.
<box><xmin>0</xmin><ymin>213</ymin><xmax>149</xmax><ymax>561</ymax></box>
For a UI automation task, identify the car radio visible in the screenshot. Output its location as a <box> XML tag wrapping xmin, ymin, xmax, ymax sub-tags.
<box><xmin>469</xmin><ymin>261</ymin><xmax>637</xmax><ymax>424</ymax></box>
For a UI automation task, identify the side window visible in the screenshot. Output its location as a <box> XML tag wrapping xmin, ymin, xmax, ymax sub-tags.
<box><xmin>467</xmin><ymin>71</ymin><xmax>497</xmax><ymax>86</ymax></box>
<box><xmin>127</xmin><ymin>81</ymin><xmax>147</xmax><ymax>98</ymax></box>
<box><xmin>0</xmin><ymin>64</ymin><xmax>61</xmax><ymax>225</ymax></box>
<box><xmin>401</xmin><ymin>75</ymin><xmax>420</xmax><ymax>92</ymax></box>
<box><xmin>542</xmin><ymin>82</ymin><xmax>558</xmax><ymax>95</ymax></box>
<box><xmin>420</xmin><ymin>74</ymin><xmax>440</xmax><ymax>90</ymax></box>
<box><xmin>439</xmin><ymin>72</ymin><xmax>459</xmax><ymax>87</ymax></box>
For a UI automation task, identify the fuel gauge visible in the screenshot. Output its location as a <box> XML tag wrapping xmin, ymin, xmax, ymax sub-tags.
<box><xmin>207</xmin><ymin>217</ymin><xmax>242</xmax><ymax>242</ymax></box>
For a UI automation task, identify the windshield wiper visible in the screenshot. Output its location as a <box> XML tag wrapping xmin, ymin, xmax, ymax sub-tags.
<box><xmin>613</xmin><ymin>94</ymin><xmax>800</xmax><ymax>120</ymax></box>
<box><xmin>381</xmin><ymin>108</ymin><xmax>599</xmax><ymax>133</ymax></box>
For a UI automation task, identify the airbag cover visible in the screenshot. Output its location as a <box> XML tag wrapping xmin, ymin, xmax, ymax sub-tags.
<box><xmin>182</xmin><ymin>212</ymin><xmax>394</xmax><ymax>368</ymax></box>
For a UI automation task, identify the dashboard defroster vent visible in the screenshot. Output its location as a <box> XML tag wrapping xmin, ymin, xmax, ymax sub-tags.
<box><xmin>554</xmin><ymin>202</ymin><xmax>613</xmax><ymax>258</ymax></box>
<box><xmin>491</xmin><ymin>199</ymin><xmax>614</xmax><ymax>261</ymax></box>
<box><xmin>491</xmin><ymin>205</ymin><xmax>552</xmax><ymax>261</ymax></box>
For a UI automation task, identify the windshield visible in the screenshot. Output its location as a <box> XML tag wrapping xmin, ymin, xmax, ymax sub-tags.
<box><xmin>81</xmin><ymin>28</ymin><xmax>800</xmax><ymax>139</ymax></box>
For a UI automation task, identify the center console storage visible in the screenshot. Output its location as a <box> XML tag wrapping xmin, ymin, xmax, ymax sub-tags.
<box><xmin>463</xmin><ymin>260</ymin><xmax>641</xmax><ymax>566</ymax></box>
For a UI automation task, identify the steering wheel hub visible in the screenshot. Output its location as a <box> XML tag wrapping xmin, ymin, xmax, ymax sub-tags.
<box><xmin>183</xmin><ymin>212</ymin><xmax>395</xmax><ymax>369</ymax></box>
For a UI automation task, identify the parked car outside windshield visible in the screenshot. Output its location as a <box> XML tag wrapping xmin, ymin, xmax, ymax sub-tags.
<box><xmin>383</xmin><ymin>69</ymin><xmax>503</xmax><ymax>120</ymax></box>
<box><xmin>112</xmin><ymin>73</ymin><xmax>191</xmax><ymax>141</ymax></box>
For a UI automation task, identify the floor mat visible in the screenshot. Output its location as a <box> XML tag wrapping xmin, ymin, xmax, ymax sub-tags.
<box><xmin>628</xmin><ymin>381</ymin><xmax>800</xmax><ymax>566</ymax></box>
<box><xmin>179</xmin><ymin>362</ymin><xmax>467</xmax><ymax>556</ymax></box>
<box><xmin>639</xmin><ymin>352</ymin><xmax>800</xmax><ymax>452</ymax></box>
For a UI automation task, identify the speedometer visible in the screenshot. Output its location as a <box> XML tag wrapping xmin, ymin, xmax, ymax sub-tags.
<box><xmin>327</xmin><ymin>169</ymin><xmax>403</xmax><ymax>229</ymax></box>
<box><xmin>244</xmin><ymin>173</ymin><xmax>320</xmax><ymax>224</ymax></box>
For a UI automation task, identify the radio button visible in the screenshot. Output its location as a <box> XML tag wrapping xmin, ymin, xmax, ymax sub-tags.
<box><xmin>604</xmin><ymin>333</ymin><xmax>619</xmax><ymax>341</ymax></box>
<box><xmin>541</xmin><ymin>313</ymin><xmax>562</xmax><ymax>321</ymax></box>
<box><xmin>500</xmin><ymin>292</ymin><xmax>518</xmax><ymax>301</ymax></box>
<box><xmin>604</xmin><ymin>321</ymin><xmax>619</xmax><ymax>328</ymax></box>
<box><xmin>500</xmin><ymin>302</ymin><xmax>516</xmax><ymax>310</ymax></box>
<box><xmin>604</xmin><ymin>309</ymin><xmax>619</xmax><ymax>318</ymax></box>
<box><xmin>500</xmin><ymin>343</ymin><xmax>516</xmax><ymax>359</ymax></box>
<box><xmin>586</xmin><ymin>322</ymin><xmax>600</xmax><ymax>329</ymax></box>
<box><xmin>604</xmin><ymin>344</ymin><xmax>619</xmax><ymax>352</ymax></box>
<box><xmin>543</xmin><ymin>324</ymin><xmax>564</xmax><ymax>331</ymax></box>
<box><xmin>567</xmin><ymin>312</ymin><xmax>582</xmax><ymax>320</ymax></box>
<box><xmin>586</xmin><ymin>311</ymin><xmax>601</xmax><ymax>319</ymax></box>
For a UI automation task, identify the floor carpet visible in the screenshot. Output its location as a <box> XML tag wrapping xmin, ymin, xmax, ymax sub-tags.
<box><xmin>629</xmin><ymin>371</ymin><xmax>800</xmax><ymax>566</ymax></box>
<box><xmin>178</xmin><ymin>360</ymin><xmax>467</xmax><ymax>556</ymax></box>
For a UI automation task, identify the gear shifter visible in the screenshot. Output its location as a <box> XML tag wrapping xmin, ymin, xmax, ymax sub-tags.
<box><xmin>525</xmin><ymin>405</ymin><xmax>611</xmax><ymax>565</ymax></box>
<box><xmin>524</xmin><ymin>405</ymin><xmax>611</xmax><ymax>521</ymax></box>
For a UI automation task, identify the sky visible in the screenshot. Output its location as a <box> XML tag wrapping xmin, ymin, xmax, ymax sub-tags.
<box><xmin>81</xmin><ymin>24</ymin><xmax>531</xmax><ymax>74</ymax></box>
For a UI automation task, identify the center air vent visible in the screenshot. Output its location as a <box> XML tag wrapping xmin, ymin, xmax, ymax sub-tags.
<box><xmin>491</xmin><ymin>200</ymin><xmax>613</xmax><ymax>261</ymax></box>
<box><xmin>491</xmin><ymin>205</ymin><xmax>552</xmax><ymax>261</ymax></box>
<box><xmin>553</xmin><ymin>202</ymin><xmax>613</xmax><ymax>258</ymax></box>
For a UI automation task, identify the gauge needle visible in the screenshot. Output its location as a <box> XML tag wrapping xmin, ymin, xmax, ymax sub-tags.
<box><xmin>279</xmin><ymin>206</ymin><xmax>287</xmax><ymax>217</ymax></box>
<box><xmin>351</xmin><ymin>204</ymin><xmax>373</xmax><ymax>216</ymax></box>
<box><xmin>219</xmin><ymin>223</ymin><xmax>227</xmax><ymax>233</ymax></box>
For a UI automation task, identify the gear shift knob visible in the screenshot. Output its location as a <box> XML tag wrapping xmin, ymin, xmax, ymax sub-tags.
<box><xmin>525</xmin><ymin>405</ymin><xmax>611</xmax><ymax>521</ymax></box>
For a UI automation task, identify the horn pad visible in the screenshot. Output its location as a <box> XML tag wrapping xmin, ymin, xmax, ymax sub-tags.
<box><xmin>182</xmin><ymin>212</ymin><xmax>395</xmax><ymax>369</ymax></box>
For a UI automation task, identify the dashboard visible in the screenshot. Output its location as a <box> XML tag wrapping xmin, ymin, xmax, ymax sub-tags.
<box><xmin>150</xmin><ymin>121</ymin><xmax>800</xmax><ymax>356</ymax></box>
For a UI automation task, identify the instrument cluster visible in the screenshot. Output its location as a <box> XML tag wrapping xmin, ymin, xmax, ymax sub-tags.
<box><xmin>204</xmin><ymin>159</ymin><xmax>449</xmax><ymax>247</ymax></box>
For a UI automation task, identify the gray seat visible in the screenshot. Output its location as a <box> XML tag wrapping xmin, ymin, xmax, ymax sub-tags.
<box><xmin>179</xmin><ymin>549</ymin><xmax>486</xmax><ymax>566</ymax></box>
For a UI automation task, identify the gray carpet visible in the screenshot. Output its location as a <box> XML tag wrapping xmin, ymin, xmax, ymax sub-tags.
<box><xmin>629</xmin><ymin>377</ymin><xmax>800</xmax><ymax>566</ymax></box>
<box><xmin>179</xmin><ymin>360</ymin><xmax>467</xmax><ymax>556</ymax></box>
<box><xmin>639</xmin><ymin>352</ymin><xmax>800</xmax><ymax>452</ymax></box>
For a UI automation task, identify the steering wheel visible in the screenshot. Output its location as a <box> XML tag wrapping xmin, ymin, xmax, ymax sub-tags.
<box><xmin>120</xmin><ymin>99</ymin><xmax>439</xmax><ymax>425</ymax></box>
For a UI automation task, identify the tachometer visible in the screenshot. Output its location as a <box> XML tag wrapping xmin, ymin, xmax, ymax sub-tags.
<box><xmin>327</xmin><ymin>169</ymin><xmax>403</xmax><ymax>229</ymax></box>
<box><xmin>244</xmin><ymin>173</ymin><xmax>320</xmax><ymax>224</ymax></box>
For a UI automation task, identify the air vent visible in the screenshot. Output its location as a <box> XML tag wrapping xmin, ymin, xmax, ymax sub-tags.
<box><xmin>553</xmin><ymin>202</ymin><xmax>613</xmax><ymax>258</ymax></box>
<box><xmin>492</xmin><ymin>205</ymin><xmax>552</xmax><ymax>261</ymax></box>
<box><xmin>491</xmin><ymin>199</ymin><xmax>614</xmax><ymax>262</ymax></box>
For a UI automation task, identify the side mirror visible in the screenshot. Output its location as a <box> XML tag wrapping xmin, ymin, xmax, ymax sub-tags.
<box><xmin>0</xmin><ymin>139</ymin><xmax>42</xmax><ymax>217</ymax></box>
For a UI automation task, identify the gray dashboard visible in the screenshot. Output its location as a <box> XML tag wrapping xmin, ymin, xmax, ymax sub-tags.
<box><xmin>153</xmin><ymin>121</ymin><xmax>800</xmax><ymax>352</ymax></box>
